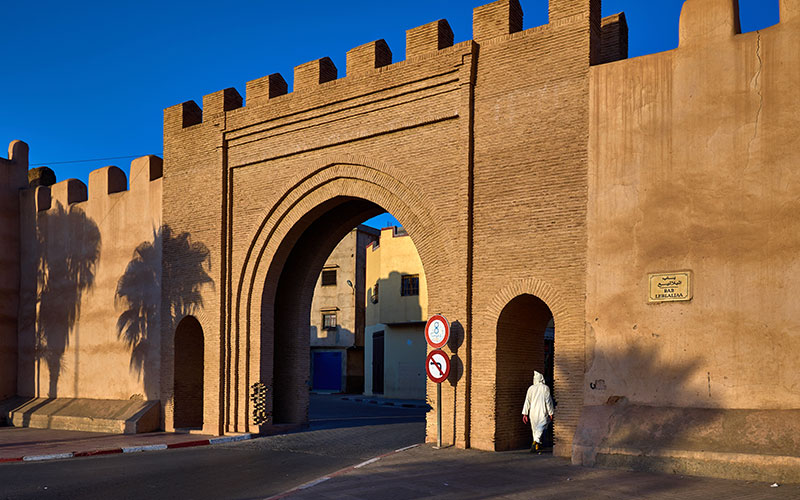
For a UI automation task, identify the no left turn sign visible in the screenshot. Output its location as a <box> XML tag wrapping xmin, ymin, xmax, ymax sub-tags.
<box><xmin>426</xmin><ymin>349</ymin><xmax>451</xmax><ymax>384</ymax></box>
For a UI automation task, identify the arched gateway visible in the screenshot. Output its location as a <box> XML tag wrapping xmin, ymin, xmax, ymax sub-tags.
<box><xmin>159</xmin><ymin>0</ymin><xmax>599</xmax><ymax>455</ymax></box>
<box><xmin>237</xmin><ymin>161</ymin><xmax>454</xmax><ymax>429</ymax></box>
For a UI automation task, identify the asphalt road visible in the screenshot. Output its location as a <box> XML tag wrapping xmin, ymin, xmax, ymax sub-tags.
<box><xmin>0</xmin><ymin>395</ymin><xmax>427</xmax><ymax>500</ymax></box>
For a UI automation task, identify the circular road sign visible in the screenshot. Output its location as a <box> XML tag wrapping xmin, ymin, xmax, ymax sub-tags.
<box><xmin>425</xmin><ymin>314</ymin><xmax>450</xmax><ymax>348</ymax></box>
<box><xmin>426</xmin><ymin>349</ymin><xmax>451</xmax><ymax>384</ymax></box>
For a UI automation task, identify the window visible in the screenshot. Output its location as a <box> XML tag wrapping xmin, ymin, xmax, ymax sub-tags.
<box><xmin>401</xmin><ymin>274</ymin><xmax>419</xmax><ymax>296</ymax></box>
<box><xmin>322</xmin><ymin>312</ymin><xmax>337</xmax><ymax>330</ymax></box>
<box><xmin>371</xmin><ymin>281</ymin><xmax>379</xmax><ymax>303</ymax></box>
<box><xmin>321</xmin><ymin>269</ymin><xmax>337</xmax><ymax>286</ymax></box>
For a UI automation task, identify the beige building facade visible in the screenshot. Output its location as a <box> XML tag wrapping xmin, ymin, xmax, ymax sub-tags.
<box><xmin>363</xmin><ymin>227</ymin><xmax>428</xmax><ymax>400</ymax></box>
<box><xmin>309</xmin><ymin>225</ymin><xmax>378</xmax><ymax>393</ymax></box>
<box><xmin>0</xmin><ymin>0</ymin><xmax>799</xmax><ymax>483</ymax></box>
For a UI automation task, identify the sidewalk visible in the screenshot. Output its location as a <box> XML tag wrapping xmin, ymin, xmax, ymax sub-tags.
<box><xmin>277</xmin><ymin>444</ymin><xmax>800</xmax><ymax>500</ymax></box>
<box><xmin>0</xmin><ymin>426</ymin><xmax>249</xmax><ymax>462</ymax></box>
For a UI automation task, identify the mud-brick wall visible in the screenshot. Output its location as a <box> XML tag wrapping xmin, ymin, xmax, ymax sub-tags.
<box><xmin>584</xmin><ymin>0</ymin><xmax>800</xmax><ymax>450</ymax></box>
<box><xmin>470</xmin><ymin>0</ymin><xmax>599</xmax><ymax>456</ymax></box>
<box><xmin>162</xmin><ymin>92</ymin><xmax>237</xmax><ymax>435</ymax></box>
<box><xmin>17</xmin><ymin>157</ymin><xmax>163</xmax><ymax>401</ymax></box>
<box><xmin>0</xmin><ymin>141</ymin><xmax>29</xmax><ymax>399</ymax></box>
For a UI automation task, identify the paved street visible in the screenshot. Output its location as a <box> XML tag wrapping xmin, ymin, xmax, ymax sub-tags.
<box><xmin>0</xmin><ymin>395</ymin><xmax>426</xmax><ymax>500</ymax></box>
<box><xmin>287</xmin><ymin>445</ymin><xmax>800</xmax><ymax>500</ymax></box>
<box><xmin>2</xmin><ymin>394</ymin><xmax>798</xmax><ymax>499</ymax></box>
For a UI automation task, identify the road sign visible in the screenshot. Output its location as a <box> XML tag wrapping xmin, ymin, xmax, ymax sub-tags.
<box><xmin>426</xmin><ymin>349</ymin><xmax>451</xmax><ymax>384</ymax></box>
<box><xmin>425</xmin><ymin>314</ymin><xmax>450</xmax><ymax>348</ymax></box>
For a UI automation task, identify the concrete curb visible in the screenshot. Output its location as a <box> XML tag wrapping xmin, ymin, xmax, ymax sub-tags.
<box><xmin>0</xmin><ymin>433</ymin><xmax>253</xmax><ymax>464</ymax></box>
<box><xmin>265</xmin><ymin>443</ymin><xmax>421</xmax><ymax>500</ymax></box>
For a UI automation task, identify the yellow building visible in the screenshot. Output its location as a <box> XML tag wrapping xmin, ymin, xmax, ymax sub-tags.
<box><xmin>364</xmin><ymin>227</ymin><xmax>428</xmax><ymax>400</ymax></box>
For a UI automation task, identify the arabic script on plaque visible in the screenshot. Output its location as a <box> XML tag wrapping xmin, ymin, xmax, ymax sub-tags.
<box><xmin>648</xmin><ymin>271</ymin><xmax>692</xmax><ymax>303</ymax></box>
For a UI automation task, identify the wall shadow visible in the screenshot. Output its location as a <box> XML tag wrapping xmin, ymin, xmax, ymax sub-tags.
<box><xmin>160</xmin><ymin>225</ymin><xmax>214</xmax><ymax>326</ymax></box>
<box><xmin>115</xmin><ymin>225</ymin><xmax>212</xmax><ymax>401</ymax></box>
<box><xmin>365</xmin><ymin>270</ymin><xmax>425</xmax><ymax>401</ymax></box>
<box><xmin>573</xmin><ymin>343</ymin><xmax>711</xmax><ymax>466</ymax></box>
<box><xmin>366</xmin><ymin>270</ymin><xmax>423</xmax><ymax>324</ymax></box>
<box><xmin>34</xmin><ymin>202</ymin><xmax>101</xmax><ymax>398</ymax></box>
<box><xmin>115</xmin><ymin>228</ymin><xmax>161</xmax><ymax>394</ymax></box>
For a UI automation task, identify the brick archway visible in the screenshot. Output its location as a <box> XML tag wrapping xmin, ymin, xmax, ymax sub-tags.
<box><xmin>474</xmin><ymin>277</ymin><xmax>582</xmax><ymax>456</ymax></box>
<box><xmin>494</xmin><ymin>294</ymin><xmax>554</xmax><ymax>451</ymax></box>
<box><xmin>232</xmin><ymin>158</ymin><xmax>459</xmax><ymax>433</ymax></box>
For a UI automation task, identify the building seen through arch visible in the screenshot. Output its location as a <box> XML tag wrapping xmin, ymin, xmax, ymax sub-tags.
<box><xmin>308</xmin><ymin>225</ymin><xmax>379</xmax><ymax>394</ymax></box>
<box><xmin>364</xmin><ymin>226</ymin><xmax>428</xmax><ymax>400</ymax></box>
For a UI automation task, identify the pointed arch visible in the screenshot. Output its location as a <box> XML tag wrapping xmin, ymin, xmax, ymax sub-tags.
<box><xmin>231</xmin><ymin>157</ymin><xmax>459</xmax><ymax>431</ymax></box>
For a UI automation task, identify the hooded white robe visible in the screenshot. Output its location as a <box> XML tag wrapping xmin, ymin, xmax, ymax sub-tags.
<box><xmin>521</xmin><ymin>371</ymin><xmax>554</xmax><ymax>443</ymax></box>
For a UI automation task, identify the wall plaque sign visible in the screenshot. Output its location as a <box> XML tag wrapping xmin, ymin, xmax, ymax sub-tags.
<box><xmin>648</xmin><ymin>271</ymin><xmax>692</xmax><ymax>303</ymax></box>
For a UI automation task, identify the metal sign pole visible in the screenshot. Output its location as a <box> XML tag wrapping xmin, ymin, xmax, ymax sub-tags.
<box><xmin>436</xmin><ymin>381</ymin><xmax>442</xmax><ymax>448</ymax></box>
<box><xmin>425</xmin><ymin>315</ymin><xmax>450</xmax><ymax>450</ymax></box>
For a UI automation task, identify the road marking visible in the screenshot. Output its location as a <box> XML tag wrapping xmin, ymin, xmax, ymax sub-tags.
<box><xmin>298</xmin><ymin>477</ymin><xmax>330</xmax><ymax>489</ymax></box>
<box><xmin>209</xmin><ymin>433</ymin><xmax>252</xmax><ymax>444</ymax></box>
<box><xmin>122</xmin><ymin>444</ymin><xmax>168</xmax><ymax>453</ymax></box>
<box><xmin>395</xmin><ymin>444</ymin><xmax>420</xmax><ymax>453</ymax></box>
<box><xmin>167</xmin><ymin>439</ymin><xmax>211</xmax><ymax>449</ymax></box>
<box><xmin>264</xmin><ymin>442</ymin><xmax>423</xmax><ymax>500</ymax></box>
<box><xmin>353</xmin><ymin>457</ymin><xmax>380</xmax><ymax>468</ymax></box>
<box><xmin>23</xmin><ymin>453</ymin><xmax>74</xmax><ymax>461</ymax></box>
<box><xmin>309</xmin><ymin>416</ymin><xmax>423</xmax><ymax>422</ymax></box>
<box><xmin>7</xmin><ymin>432</ymin><xmax>251</xmax><ymax>464</ymax></box>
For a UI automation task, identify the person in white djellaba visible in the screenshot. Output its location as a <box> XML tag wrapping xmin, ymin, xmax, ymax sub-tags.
<box><xmin>521</xmin><ymin>370</ymin><xmax>554</xmax><ymax>453</ymax></box>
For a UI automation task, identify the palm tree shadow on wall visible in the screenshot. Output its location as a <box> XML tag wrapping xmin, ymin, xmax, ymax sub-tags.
<box><xmin>574</xmin><ymin>343</ymin><xmax>723</xmax><ymax>465</ymax></box>
<box><xmin>35</xmin><ymin>202</ymin><xmax>101</xmax><ymax>398</ymax></box>
<box><xmin>115</xmin><ymin>225</ymin><xmax>213</xmax><ymax>399</ymax></box>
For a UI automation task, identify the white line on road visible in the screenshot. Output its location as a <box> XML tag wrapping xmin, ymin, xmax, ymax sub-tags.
<box><xmin>298</xmin><ymin>477</ymin><xmax>330</xmax><ymax>489</ymax></box>
<box><xmin>395</xmin><ymin>444</ymin><xmax>420</xmax><ymax>453</ymax></box>
<box><xmin>353</xmin><ymin>457</ymin><xmax>380</xmax><ymax>469</ymax></box>
<box><xmin>308</xmin><ymin>415</ymin><xmax>422</xmax><ymax>422</ymax></box>
<box><xmin>264</xmin><ymin>442</ymin><xmax>423</xmax><ymax>500</ymax></box>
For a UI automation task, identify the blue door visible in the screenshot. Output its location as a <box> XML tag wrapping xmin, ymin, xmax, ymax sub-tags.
<box><xmin>313</xmin><ymin>351</ymin><xmax>342</xmax><ymax>391</ymax></box>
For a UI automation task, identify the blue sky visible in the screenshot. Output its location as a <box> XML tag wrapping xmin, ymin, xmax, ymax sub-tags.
<box><xmin>1</xmin><ymin>1</ymin><xmax>779</xmax><ymax>228</ymax></box>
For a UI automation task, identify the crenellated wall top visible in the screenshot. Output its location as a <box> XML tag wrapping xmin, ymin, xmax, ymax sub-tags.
<box><xmin>163</xmin><ymin>0</ymin><xmax>602</xmax><ymax>133</ymax></box>
<box><xmin>27</xmin><ymin>155</ymin><xmax>162</xmax><ymax>213</ymax></box>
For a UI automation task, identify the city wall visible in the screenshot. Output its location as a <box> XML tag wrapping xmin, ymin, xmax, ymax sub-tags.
<box><xmin>578</xmin><ymin>0</ymin><xmax>800</xmax><ymax>480</ymax></box>
<box><xmin>0</xmin><ymin>142</ymin><xmax>28</xmax><ymax>400</ymax></box>
<box><xmin>15</xmin><ymin>157</ymin><xmax>163</xmax><ymax>401</ymax></box>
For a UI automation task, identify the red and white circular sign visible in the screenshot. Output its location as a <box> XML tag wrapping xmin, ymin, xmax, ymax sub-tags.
<box><xmin>425</xmin><ymin>314</ymin><xmax>450</xmax><ymax>349</ymax></box>
<box><xmin>426</xmin><ymin>349</ymin><xmax>451</xmax><ymax>384</ymax></box>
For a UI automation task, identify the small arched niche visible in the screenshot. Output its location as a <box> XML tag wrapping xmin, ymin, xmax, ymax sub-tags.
<box><xmin>173</xmin><ymin>315</ymin><xmax>204</xmax><ymax>429</ymax></box>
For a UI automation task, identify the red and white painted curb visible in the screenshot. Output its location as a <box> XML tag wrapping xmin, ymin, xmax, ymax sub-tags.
<box><xmin>0</xmin><ymin>433</ymin><xmax>252</xmax><ymax>463</ymax></box>
<box><xmin>266</xmin><ymin>443</ymin><xmax>421</xmax><ymax>500</ymax></box>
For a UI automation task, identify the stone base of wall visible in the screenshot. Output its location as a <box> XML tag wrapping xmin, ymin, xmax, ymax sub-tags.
<box><xmin>572</xmin><ymin>403</ymin><xmax>800</xmax><ymax>483</ymax></box>
<box><xmin>0</xmin><ymin>397</ymin><xmax>160</xmax><ymax>434</ymax></box>
<box><xmin>589</xmin><ymin>447</ymin><xmax>800</xmax><ymax>484</ymax></box>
